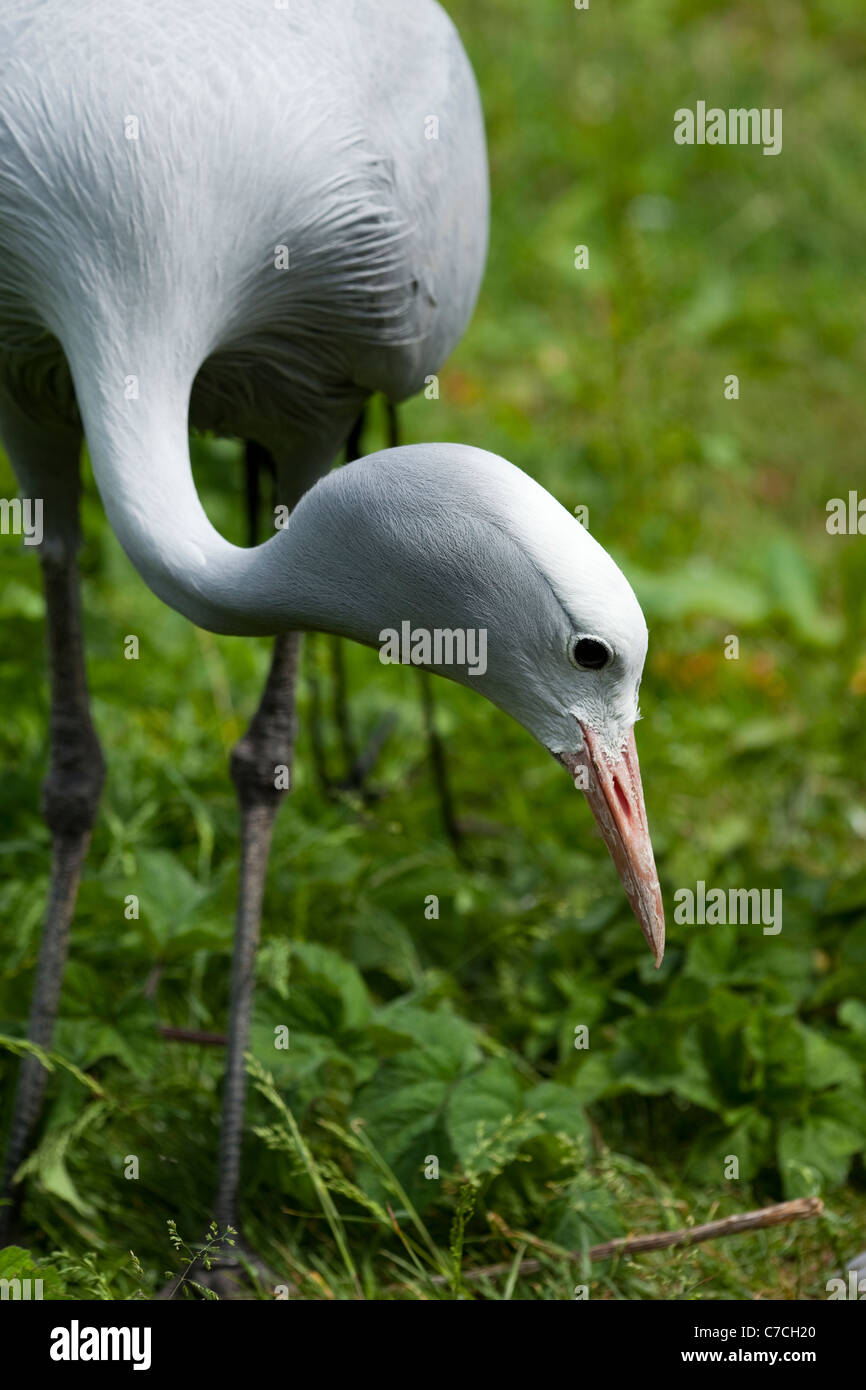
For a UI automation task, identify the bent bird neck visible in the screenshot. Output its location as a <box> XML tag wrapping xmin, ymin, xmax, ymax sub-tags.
<box><xmin>65</xmin><ymin>336</ymin><xmax>316</xmax><ymax>636</ymax></box>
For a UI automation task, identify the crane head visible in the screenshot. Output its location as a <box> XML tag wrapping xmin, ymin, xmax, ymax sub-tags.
<box><xmin>292</xmin><ymin>442</ymin><xmax>666</xmax><ymax>965</ymax></box>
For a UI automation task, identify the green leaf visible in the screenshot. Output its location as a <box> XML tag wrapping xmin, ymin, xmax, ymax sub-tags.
<box><xmin>686</xmin><ymin>1110</ymin><xmax>772</xmax><ymax>1184</ymax></box>
<box><xmin>447</xmin><ymin>1060</ymin><xmax>526</xmax><ymax>1169</ymax></box>
<box><xmin>367</xmin><ymin>1002</ymin><xmax>480</xmax><ymax>1070</ymax></box>
<box><xmin>124</xmin><ymin>850</ymin><xmax>210</xmax><ymax>950</ymax></box>
<box><xmin>0</xmin><ymin>1247</ymin><xmax>67</xmax><ymax>1299</ymax></box>
<box><xmin>291</xmin><ymin>942</ymin><xmax>371</xmax><ymax>1033</ymax></box>
<box><xmin>763</xmin><ymin>538</ymin><xmax>842</xmax><ymax>647</ymax></box>
<box><xmin>353</xmin><ymin>1007</ymin><xmax>481</xmax><ymax>1178</ymax></box>
<box><xmin>839</xmin><ymin>999</ymin><xmax>866</xmax><ymax>1035</ymax></box>
<box><xmin>801</xmin><ymin>1025</ymin><xmax>862</xmax><ymax>1090</ymax></box>
<box><xmin>523</xmin><ymin>1081</ymin><xmax>591</xmax><ymax>1142</ymax></box>
<box><xmin>778</xmin><ymin>1116</ymin><xmax>863</xmax><ymax>1195</ymax></box>
<box><xmin>627</xmin><ymin>560</ymin><xmax>768</xmax><ymax>624</ymax></box>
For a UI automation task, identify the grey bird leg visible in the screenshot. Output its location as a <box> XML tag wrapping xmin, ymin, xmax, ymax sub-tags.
<box><xmin>243</xmin><ymin>439</ymin><xmax>276</xmax><ymax>550</ymax></box>
<box><xmin>305</xmin><ymin>633</ymin><xmax>336</xmax><ymax>795</ymax></box>
<box><xmin>1</xmin><ymin>446</ymin><xmax>104</xmax><ymax>1237</ymax></box>
<box><xmin>328</xmin><ymin>633</ymin><xmax>359</xmax><ymax>784</ymax></box>
<box><xmin>213</xmin><ymin>629</ymin><xmax>301</xmax><ymax>1237</ymax></box>
<box><xmin>309</xmin><ymin>406</ymin><xmax>393</xmax><ymax>800</ymax></box>
<box><xmin>419</xmin><ymin>668</ymin><xmax>465</xmax><ymax>862</ymax></box>
<box><xmin>326</xmin><ymin>408</ymin><xmax>364</xmax><ymax>790</ymax></box>
<box><xmin>301</xmin><ymin>412</ymin><xmax>365</xmax><ymax>796</ymax></box>
<box><xmin>328</xmin><ymin>398</ymin><xmax>460</xmax><ymax>833</ymax></box>
<box><xmin>385</xmin><ymin>401</ymin><xmax>464</xmax><ymax>857</ymax></box>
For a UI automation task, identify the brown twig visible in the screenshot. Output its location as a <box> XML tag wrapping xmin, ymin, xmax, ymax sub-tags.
<box><xmin>425</xmin><ymin>1197</ymin><xmax>824</xmax><ymax>1288</ymax></box>
<box><xmin>158</xmin><ymin>1026</ymin><xmax>227</xmax><ymax>1046</ymax></box>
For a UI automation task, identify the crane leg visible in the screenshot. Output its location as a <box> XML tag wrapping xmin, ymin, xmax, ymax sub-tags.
<box><xmin>0</xmin><ymin>438</ymin><xmax>104</xmax><ymax>1239</ymax></box>
<box><xmin>385</xmin><ymin>401</ymin><xmax>464</xmax><ymax>856</ymax></box>
<box><xmin>242</xmin><ymin>439</ymin><xmax>276</xmax><ymax>549</ymax></box>
<box><xmin>212</xmin><ymin>630</ymin><xmax>301</xmax><ymax>1247</ymax></box>
<box><xmin>241</xmin><ymin>429</ymin><xmax>368</xmax><ymax>798</ymax></box>
<box><xmin>321</xmin><ymin>399</ymin><xmax>462</xmax><ymax>841</ymax></box>
<box><xmin>418</xmin><ymin>668</ymin><xmax>465</xmax><ymax>862</ymax></box>
<box><xmin>304</xmin><ymin>405</ymin><xmax>394</xmax><ymax>800</ymax></box>
<box><xmin>322</xmin><ymin>408</ymin><xmax>367</xmax><ymax>792</ymax></box>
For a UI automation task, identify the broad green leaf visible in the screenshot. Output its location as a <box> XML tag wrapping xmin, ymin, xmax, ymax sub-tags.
<box><xmin>523</xmin><ymin>1081</ymin><xmax>591</xmax><ymax>1142</ymax></box>
<box><xmin>291</xmin><ymin>942</ymin><xmax>371</xmax><ymax>1032</ymax></box>
<box><xmin>839</xmin><ymin>999</ymin><xmax>866</xmax><ymax>1035</ymax></box>
<box><xmin>778</xmin><ymin>1116</ymin><xmax>863</xmax><ymax>1195</ymax></box>
<box><xmin>446</xmin><ymin>1059</ymin><xmax>526</xmax><ymax>1169</ymax></box>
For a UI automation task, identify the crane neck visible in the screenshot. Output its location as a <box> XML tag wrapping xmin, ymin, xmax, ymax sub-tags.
<box><xmin>65</xmin><ymin>334</ymin><xmax>331</xmax><ymax>637</ymax></box>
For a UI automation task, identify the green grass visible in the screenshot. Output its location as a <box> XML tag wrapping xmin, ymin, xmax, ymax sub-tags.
<box><xmin>1</xmin><ymin>0</ymin><xmax>865</xmax><ymax>1298</ymax></box>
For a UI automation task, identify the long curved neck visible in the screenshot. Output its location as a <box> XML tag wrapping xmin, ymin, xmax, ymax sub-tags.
<box><xmin>65</xmin><ymin>336</ymin><xmax>348</xmax><ymax>638</ymax></box>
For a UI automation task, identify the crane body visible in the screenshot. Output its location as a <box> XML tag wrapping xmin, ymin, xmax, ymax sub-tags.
<box><xmin>0</xmin><ymin>1</ymin><xmax>664</xmax><ymax>1279</ymax></box>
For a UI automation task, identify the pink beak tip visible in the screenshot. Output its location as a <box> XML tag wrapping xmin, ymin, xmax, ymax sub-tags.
<box><xmin>560</xmin><ymin>727</ymin><xmax>665</xmax><ymax>967</ymax></box>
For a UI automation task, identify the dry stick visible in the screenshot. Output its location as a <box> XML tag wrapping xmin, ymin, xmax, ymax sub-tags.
<box><xmin>426</xmin><ymin>1198</ymin><xmax>824</xmax><ymax>1288</ymax></box>
<box><xmin>158</xmin><ymin>1026</ymin><xmax>227</xmax><ymax>1047</ymax></box>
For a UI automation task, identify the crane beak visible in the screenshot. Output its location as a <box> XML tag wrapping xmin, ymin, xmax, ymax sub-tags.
<box><xmin>559</xmin><ymin>725</ymin><xmax>665</xmax><ymax>967</ymax></box>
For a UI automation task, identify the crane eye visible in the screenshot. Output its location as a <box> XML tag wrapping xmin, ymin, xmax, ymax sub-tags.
<box><xmin>570</xmin><ymin>636</ymin><xmax>613</xmax><ymax>670</ymax></box>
